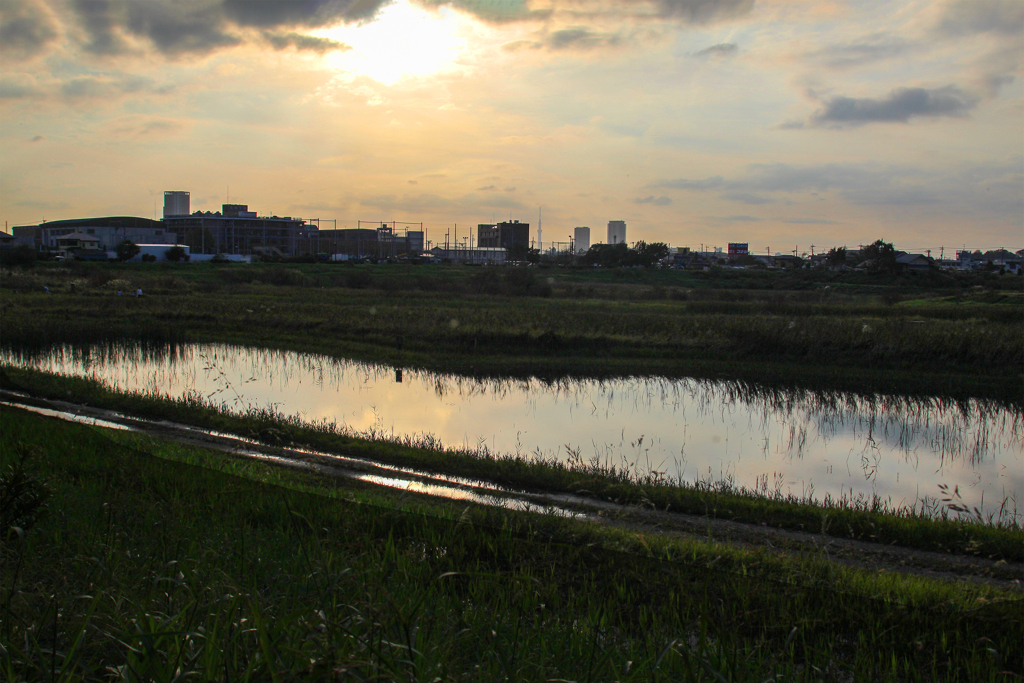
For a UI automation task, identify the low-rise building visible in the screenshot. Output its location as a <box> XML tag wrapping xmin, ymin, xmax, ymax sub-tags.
<box><xmin>12</xmin><ymin>217</ymin><xmax>172</xmax><ymax>251</ymax></box>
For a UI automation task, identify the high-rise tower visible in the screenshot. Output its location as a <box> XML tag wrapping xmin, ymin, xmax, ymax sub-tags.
<box><xmin>607</xmin><ymin>220</ymin><xmax>626</xmax><ymax>245</ymax></box>
<box><xmin>163</xmin><ymin>191</ymin><xmax>190</xmax><ymax>218</ymax></box>
<box><xmin>574</xmin><ymin>227</ymin><xmax>590</xmax><ymax>254</ymax></box>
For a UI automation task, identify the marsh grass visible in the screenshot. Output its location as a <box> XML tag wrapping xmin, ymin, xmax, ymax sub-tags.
<box><xmin>2</xmin><ymin>405</ymin><xmax>1021</xmax><ymax>681</ymax></box>
<box><xmin>3</xmin><ymin>365</ymin><xmax>1021</xmax><ymax>563</ymax></box>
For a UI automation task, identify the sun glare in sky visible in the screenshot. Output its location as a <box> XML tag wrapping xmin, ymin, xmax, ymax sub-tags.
<box><xmin>318</xmin><ymin>1</ymin><xmax>471</xmax><ymax>85</ymax></box>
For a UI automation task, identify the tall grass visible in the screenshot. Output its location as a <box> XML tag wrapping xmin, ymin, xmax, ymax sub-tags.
<box><xmin>2</xmin><ymin>406</ymin><xmax>1021</xmax><ymax>681</ymax></box>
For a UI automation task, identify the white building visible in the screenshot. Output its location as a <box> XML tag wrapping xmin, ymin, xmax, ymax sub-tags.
<box><xmin>574</xmin><ymin>227</ymin><xmax>590</xmax><ymax>254</ymax></box>
<box><xmin>607</xmin><ymin>220</ymin><xmax>626</xmax><ymax>245</ymax></box>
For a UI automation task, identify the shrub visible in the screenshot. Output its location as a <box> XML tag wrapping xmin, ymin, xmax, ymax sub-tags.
<box><xmin>0</xmin><ymin>245</ymin><xmax>37</xmax><ymax>268</ymax></box>
<box><xmin>115</xmin><ymin>240</ymin><xmax>140</xmax><ymax>262</ymax></box>
<box><xmin>164</xmin><ymin>246</ymin><xmax>189</xmax><ymax>262</ymax></box>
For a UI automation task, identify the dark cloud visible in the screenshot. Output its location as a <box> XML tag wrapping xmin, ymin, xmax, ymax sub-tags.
<box><xmin>654</xmin><ymin>0</ymin><xmax>753</xmax><ymax>22</ymax></box>
<box><xmin>71</xmin><ymin>0</ymin><xmax>239</xmax><ymax>56</ymax></box>
<box><xmin>807</xmin><ymin>86</ymin><xmax>979</xmax><ymax>127</ymax></box>
<box><xmin>264</xmin><ymin>32</ymin><xmax>350</xmax><ymax>53</ymax></box>
<box><xmin>694</xmin><ymin>42</ymin><xmax>737</xmax><ymax>58</ymax></box>
<box><xmin>0</xmin><ymin>0</ymin><xmax>59</xmax><ymax>60</ymax></box>
<box><xmin>548</xmin><ymin>27</ymin><xmax>620</xmax><ymax>50</ymax></box>
<box><xmin>31</xmin><ymin>135</ymin><xmax>45</xmax><ymax>142</ymax></box>
<box><xmin>803</xmin><ymin>35</ymin><xmax>910</xmax><ymax>70</ymax></box>
<box><xmin>633</xmin><ymin>195</ymin><xmax>672</xmax><ymax>205</ymax></box>
<box><xmin>721</xmin><ymin>215</ymin><xmax>759</xmax><ymax>221</ymax></box>
<box><xmin>68</xmin><ymin>0</ymin><xmax>382</xmax><ymax>57</ymax></box>
<box><xmin>936</xmin><ymin>0</ymin><xmax>1024</xmax><ymax>37</ymax></box>
<box><xmin>477</xmin><ymin>185</ymin><xmax>496</xmax><ymax>191</ymax></box>
<box><xmin>222</xmin><ymin>0</ymin><xmax>383</xmax><ymax>27</ymax></box>
<box><xmin>72</xmin><ymin>0</ymin><xmax>130</xmax><ymax>55</ymax></box>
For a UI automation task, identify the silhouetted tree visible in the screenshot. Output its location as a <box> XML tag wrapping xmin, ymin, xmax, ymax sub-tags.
<box><xmin>861</xmin><ymin>239</ymin><xmax>898</xmax><ymax>274</ymax></box>
<box><xmin>826</xmin><ymin>247</ymin><xmax>847</xmax><ymax>268</ymax></box>
<box><xmin>164</xmin><ymin>246</ymin><xmax>189</xmax><ymax>262</ymax></box>
<box><xmin>115</xmin><ymin>240</ymin><xmax>140</xmax><ymax>262</ymax></box>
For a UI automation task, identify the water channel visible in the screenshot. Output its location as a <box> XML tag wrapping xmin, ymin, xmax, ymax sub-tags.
<box><xmin>3</xmin><ymin>342</ymin><xmax>1021</xmax><ymax>521</ymax></box>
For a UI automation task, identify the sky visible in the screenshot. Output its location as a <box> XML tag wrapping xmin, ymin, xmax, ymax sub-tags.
<box><xmin>1</xmin><ymin>0</ymin><xmax>1021</xmax><ymax>254</ymax></box>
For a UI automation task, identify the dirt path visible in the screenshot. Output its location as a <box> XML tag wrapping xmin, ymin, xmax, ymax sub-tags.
<box><xmin>3</xmin><ymin>390</ymin><xmax>1021</xmax><ymax>592</ymax></box>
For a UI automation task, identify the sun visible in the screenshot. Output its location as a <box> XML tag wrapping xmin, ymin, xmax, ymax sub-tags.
<box><xmin>316</xmin><ymin>0</ymin><xmax>471</xmax><ymax>85</ymax></box>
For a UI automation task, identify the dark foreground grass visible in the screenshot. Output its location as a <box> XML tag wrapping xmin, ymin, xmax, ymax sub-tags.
<box><xmin>2</xmin><ymin>406</ymin><xmax>1022</xmax><ymax>681</ymax></box>
<box><xmin>4</xmin><ymin>365</ymin><xmax>1021</xmax><ymax>564</ymax></box>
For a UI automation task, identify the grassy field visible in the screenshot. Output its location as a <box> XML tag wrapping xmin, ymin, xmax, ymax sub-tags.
<box><xmin>3</xmin><ymin>261</ymin><xmax>1023</xmax><ymax>678</ymax></box>
<box><xmin>3</xmin><ymin>405</ymin><xmax>1022</xmax><ymax>681</ymax></box>
<box><xmin>2</xmin><ymin>261</ymin><xmax>1022</xmax><ymax>401</ymax></box>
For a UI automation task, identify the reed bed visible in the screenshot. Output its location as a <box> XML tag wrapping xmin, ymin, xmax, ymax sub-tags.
<box><xmin>2</xmin><ymin>265</ymin><xmax>1021</xmax><ymax>401</ymax></box>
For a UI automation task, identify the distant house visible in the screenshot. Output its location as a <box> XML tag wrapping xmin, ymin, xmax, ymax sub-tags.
<box><xmin>54</xmin><ymin>232</ymin><xmax>103</xmax><ymax>259</ymax></box>
<box><xmin>895</xmin><ymin>253</ymin><xmax>934</xmax><ymax>271</ymax></box>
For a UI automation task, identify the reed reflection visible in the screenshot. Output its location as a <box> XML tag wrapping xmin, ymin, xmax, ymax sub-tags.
<box><xmin>3</xmin><ymin>342</ymin><xmax>1021</xmax><ymax>518</ymax></box>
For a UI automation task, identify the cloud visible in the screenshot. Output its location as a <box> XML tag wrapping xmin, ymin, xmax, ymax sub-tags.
<box><xmin>780</xmin><ymin>218</ymin><xmax>839</xmax><ymax>225</ymax></box>
<box><xmin>30</xmin><ymin>135</ymin><xmax>44</xmax><ymax>142</ymax></box>
<box><xmin>656</xmin><ymin>176</ymin><xmax>725</xmax><ymax>190</ymax></box>
<box><xmin>935</xmin><ymin>0</ymin><xmax>1024</xmax><ymax>38</ymax></box>
<box><xmin>655</xmin><ymin>160</ymin><xmax>1023</xmax><ymax>221</ymax></box>
<box><xmin>60</xmin><ymin>74</ymin><xmax>169</xmax><ymax>100</ymax></box>
<box><xmin>423</xmin><ymin>0</ymin><xmax>545</xmax><ymax>24</ymax></box>
<box><xmin>263</xmin><ymin>31</ymin><xmax>350</xmax><ymax>53</ymax></box>
<box><xmin>807</xmin><ymin>86</ymin><xmax>979</xmax><ymax>127</ymax></box>
<box><xmin>222</xmin><ymin>0</ymin><xmax>385</xmax><ymax>27</ymax></box>
<box><xmin>477</xmin><ymin>185</ymin><xmax>496</xmax><ymax>191</ymax></box>
<box><xmin>548</xmin><ymin>27</ymin><xmax>620</xmax><ymax>50</ymax></box>
<box><xmin>722</xmin><ymin>191</ymin><xmax>770</xmax><ymax>205</ymax></box>
<box><xmin>694</xmin><ymin>42</ymin><xmax>737</xmax><ymax>58</ymax></box>
<box><xmin>0</xmin><ymin>0</ymin><xmax>59</xmax><ymax>61</ymax></box>
<box><xmin>653</xmin><ymin>0</ymin><xmax>754</xmax><ymax>22</ymax></box>
<box><xmin>720</xmin><ymin>215</ymin><xmax>760</xmax><ymax>221</ymax></box>
<box><xmin>0</xmin><ymin>75</ymin><xmax>43</xmax><ymax>99</ymax></box>
<box><xmin>67</xmin><ymin>0</ymin><xmax>383</xmax><ymax>58</ymax></box>
<box><xmin>803</xmin><ymin>35</ymin><xmax>911</xmax><ymax>70</ymax></box>
<box><xmin>633</xmin><ymin>195</ymin><xmax>672</xmax><ymax>205</ymax></box>
<box><xmin>71</xmin><ymin>0</ymin><xmax>241</xmax><ymax>56</ymax></box>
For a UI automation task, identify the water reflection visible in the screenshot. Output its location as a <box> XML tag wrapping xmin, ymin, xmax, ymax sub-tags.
<box><xmin>3</xmin><ymin>342</ymin><xmax>1021</xmax><ymax>520</ymax></box>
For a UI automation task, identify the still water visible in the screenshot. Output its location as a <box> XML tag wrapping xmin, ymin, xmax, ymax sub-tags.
<box><xmin>4</xmin><ymin>343</ymin><xmax>1021</xmax><ymax>519</ymax></box>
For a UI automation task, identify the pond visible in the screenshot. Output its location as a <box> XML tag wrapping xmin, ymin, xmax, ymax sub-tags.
<box><xmin>3</xmin><ymin>342</ymin><xmax>1021</xmax><ymax>520</ymax></box>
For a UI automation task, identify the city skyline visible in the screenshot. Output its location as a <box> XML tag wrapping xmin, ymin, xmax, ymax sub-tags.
<box><xmin>1</xmin><ymin>0</ymin><xmax>1021</xmax><ymax>251</ymax></box>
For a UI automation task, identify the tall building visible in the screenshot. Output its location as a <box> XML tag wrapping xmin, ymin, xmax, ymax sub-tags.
<box><xmin>574</xmin><ymin>226</ymin><xmax>590</xmax><ymax>254</ymax></box>
<box><xmin>163</xmin><ymin>191</ymin><xmax>190</xmax><ymax>218</ymax></box>
<box><xmin>607</xmin><ymin>220</ymin><xmax>626</xmax><ymax>245</ymax></box>
<box><xmin>477</xmin><ymin>220</ymin><xmax>529</xmax><ymax>250</ymax></box>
